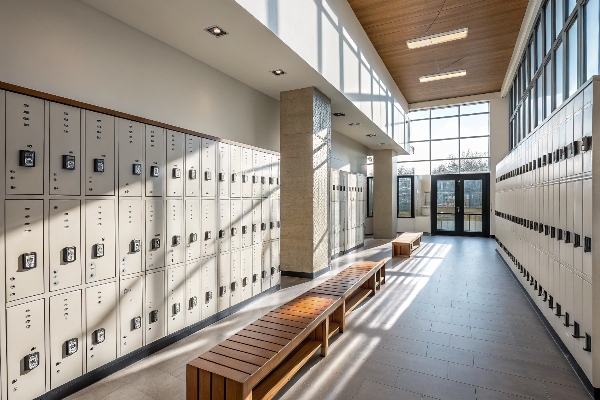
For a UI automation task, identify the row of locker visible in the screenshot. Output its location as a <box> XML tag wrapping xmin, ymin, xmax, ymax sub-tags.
<box><xmin>330</xmin><ymin>170</ymin><xmax>366</xmax><ymax>202</ymax></box>
<box><xmin>330</xmin><ymin>170</ymin><xmax>366</xmax><ymax>257</ymax></box>
<box><xmin>7</xmin><ymin>242</ymin><xmax>280</xmax><ymax>400</ymax></box>
<box><xmin>6</xmin><ymin>198</ymin><xmax>280</xmax><ymax>302</ymax></box>
<box><xmin>3</xmin><ymin>91</ymin><xmax>280</xmax><ymax>198</ymax></box>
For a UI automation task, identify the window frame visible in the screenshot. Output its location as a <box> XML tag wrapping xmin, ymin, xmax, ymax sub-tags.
<box><xmin>397</xmin><ymin>175</ymin><xmax>415</xmax><ymax>218</ymax></box>
<box><xmin>366</xmin><ymin>177</ymin><xmax>374</xmax><ymax>218</ymax></box>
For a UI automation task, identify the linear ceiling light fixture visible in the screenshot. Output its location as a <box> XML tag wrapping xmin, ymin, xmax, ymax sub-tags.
<box><xmin>406</xmin><ymin>28</ymin><xmax>468</xmax><ymax>49</ymax></box>
<box><xmin>419</xmin><ymin>69</ymin><xmax>467</xmax><ymax>83</ymax></box>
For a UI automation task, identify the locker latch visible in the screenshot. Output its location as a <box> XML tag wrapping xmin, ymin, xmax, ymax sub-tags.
<box><xmin>252</xmin><ymin>224</ymin><xmax>257</xmax><ymax>232</ymax></box>
<box><xmin>219</xmin><ymin>286</ymin><xmax>227</xmax><ymax>297</ymax></box>
<box><xmin>573</xmin><ymin>141</ymin><xmax>581</xmax><ymax>156</ymax></box>
<box><xmin>584</xmin><ymin>333</ymin><xmax>592</xmax><ymax>352</ymax></box>
<box><xmin>173</xmin><ymin>303</ymin><xmax>181</xmax><ymax>315</ymax></box>
<box><xmin>252</xmin><ymin>274</ymin><xmax>258</xmax><ymax>283</ymax></box>
<box><xmin>231</xmin><ymin>227</ymin><xmax>237</xmax><ymax>236</ymax></box>
<box><xmin>205</xmin><ymin>231</ymin><xmax>212</xmax><ymax>240</ymax></box>
<box><xmin>132</xmin><ymin>316</ymin><xmax>142</xmax><ymax>330</ymax></box>
<box><xmin>242</xmin><ymin>277</ymin><xmax>248</xmax><ymax>287</ymax></box>
<box><xmin>189</xmin><ymin>296</ymin><xmax>198</xmax><ymax>309</ymax></box>
<box><xmin>276</xmin><ymin>178</ymin><xmax>279</xmax><ymax>185</ymax></box>
<box><xmin>573</xmin><ymin>321</ymin><xmax>585</xmax><ymax>339</ymax></box>
<box><xmin>543</xmin><ymin>290</ymin><xmax>548</xmax><ymax>302</ymax></box>
<box><xmin>538</xmin><ymin>223</ymin><xmax>543</xmax><ymax>233</ymax></box>
<box><xmin>132</xmin><ymin>163</ymin><xmax>142</xmax><ymax>176</ymax></box>
<box><xmin>150</xmin><ymin>166</ymin><xmax>160</xmax><ymax>177</ymax></box>
<box><xmin>269</xmin><ymin>177</ymin><xmax>274</xmax><ymax>185</ymax></box>
<box><xmin>19</xmin><ymin>150</ymin><xmax>36</xmax><ymax>167</ymax></box>
<box><xmin>94</xmin><ymin>328</ymin><xmax>106</xmax><ymax>344</ymax></box>
<box><xmin>565</xmin><ymin>231</ymin><xmax>571</xmax><ymax>244</ymax></box>
<box><xmin>551</xmin><ymin>227</ymin><xmax>556</xmax><ymax>238</ymax></box>
<box><xmin>190</xmin><ymin>233</ymin><xmax>198</xmax><ymax>243</ymax></box>
<box><xmin>231</xmin><ymin>173</ymin><xmax>238</xmax><ymax>182</ymax></box>
<box><xmin>218</xmin><ymin>230</ymin><xmax>226</xmax><ymax>239</ymax></box>
<box><xmin>270</xmin><ymin>222</ymin><xmax>275</xmax><ymax>229</ymax></box>
<box><xmin>582</xmin><ymin>136</ymin><xmax>592</xmax><ymax>152</ymax></box>
<box><xmin>277</xmin><ymin>221</ymin><xmax>281</xmax><ymax>228</ymax></box>
<box><xmin>62</xmin><ymin>155</ymin><xmax>76</xmax><ymax>170</ymax></box>
<box><xmin>66</xmin><ymin>338</ymin><xmax>78</xmax><ymax>356</ymax></box>
<box><xmin>94</xmin><ymin>243</ymin><xmax>105</xmax><ymax>258</ymax></box>
<box><xmin>544</xmin><ymin>225</ymin><xmax>549</xmax><ymax>236</ymax></box>
<box><xmin>261</xmin><ymin>270</ymin><xmax>268</xmax><ymax>279</ymax></box>
<box><xmin>242</xmin><ymin>226</ymin><xmax>248</xmax><ymax>234</ymax></box>
<box><xmin>24</xmin><ymin>352</ymin><xmax>40</xmax><ymax>371</ymax></box>
<box><xmin>151</xmin><ymin>238</ymin><xmax>161</xmax><ymax>250</ymax></box>
<box><xmin>94</xmin><ymin>158</ymin><xmax>105</xmax><ymax>173</ymax></box>
<box><xmin>261</xmin><ymin>176</ymin><xmax>266</xmax><ymax>184</ymax></box>
<box><xmin>131</xmin><ymin>239</ymin><xmax>141</xmax><ymax>253</ymax></box>
<box><xmin>252</xmin><ymin>175</ymin><xmax>258</xmax><ymax>183</ymax></box>
<box><xmin>567</xmin><ymin>143</ymin><xmax>574</xmax><ymax>158</ymax></box>
<box><xmin>541</xmin><ymin>154</ymin><xmax>547</xmax><ymax>166</ymax></box>
<box><xmin>538</xmin><ymin>286</ymin><xmax>543</xmax><ymax>296</ymax></box>
<box><xmin>242</xmin><ymin>174</ymin><xmax>248</xmax><ymax>183</ymax></box>
<box><xmin>173</xmin><ymin>235</ymin><xmax>181</xmax><ymax>246</ymax></box>
<box><xmin>173</xmin><ymin>168</ymin><xmax>181</xmax><ymax>178</ymax></box>
<box><xmin>150</xmin><ymin>310</ymin><xmax>159</xmax><ymax>323</ymax></box>
<box><xmin>21</xmin><ymin>252</ymin><xmax>37</xmax><ymax>270</ymax></box>
<box><xmin>206</xmin><ymin>291</ymin><xmax>213</xmax><ymax>302</ymax></box>
<box><xmin>189</xmin><ymin>169</ymin><xmax>197</xmax><ymax>180</ymax></box>
<box><xmin>555</xmin><ymin>303</ymin><xmax>563</xmax><ymax>317</ymax></box>
<box><xmin>261</xmin><ymin>223</ymin><xmax>267</xmax><ymax>231</ymax></box>
<box><xmin>270</xmin><ymin>267</ymin><xmax>276</xmax><ymax>276</ymax></box>
<box><xmin>63</xmin><ymin>246</ymin><xmax>77</xmax><ymax>263</ymax></box>
<box><xmin>231</xmin><ymin>282</ymin><xmax>238</xmax><ymax>291</ymax></box>
<box><xmin>205</xmin><ymin>171</ymin><xmax>212</xmax><ymax>181</ymax></box>
<box><xmin>574</xmin><ymin>234</ymin><xmax>581</xmax><ymax>248</ymax></box>
<box><xmin>548</xmin><ymin>295</ymin><xmax>554</xmax><ymax>309</ymax></box>
<box><xmin>563</xmin><ymin>312</ymin><xmax>571</xmax><ymax>327</ymax></box>
<box><xmin>584</xmin><ymin>237</ymin><xmax>592</xmax><ymax>253</ymax></box>
<box><xmin>557</xmin><ymin>229</ymin><xmax>563</xmax><ymax>241</ymax></box>
<box><xmin>218</xmin><ymin>172</ymin><xmax>225</xmax><ymax>182</ymax></box>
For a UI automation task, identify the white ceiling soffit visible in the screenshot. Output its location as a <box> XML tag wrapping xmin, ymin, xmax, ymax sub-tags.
<box><xmin>78</xmin><ymin>0</ymin><xmax>406</xmax><ymax>153</ymax></box>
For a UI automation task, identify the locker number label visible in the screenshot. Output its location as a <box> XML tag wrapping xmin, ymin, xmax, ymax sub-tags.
<box><xmin>189</xmin><ymin>169</ymin><xmax>197</xmax><ymax>180</ymax></box>
<box><xmin>94</xmin><ymin>158</ymin><xmax>105</xmax><ymax>173</ymax></box>
<box><xmin>24</xmin><ymin>352</ymin><xmax>40</xmax><ymax>371</ymax></box>
<box><xmin>132</xmin><ymin>163</ymin><xmax>142</xmax><ymax>175</ymax></box>
<box><xmin>132</xmin><ymin>316</ymin><xmax>142</xmax><ymax>330</ymax></box>
<box><xmin>94</xmin><ymin>328</ymin><xmax>106</xmax><ymax>344</ymax></box>
<box><xmin>173</xmin><ymin>168</ymin><xmax>181</xmax><ymax>178</ymax></box>
<box><xmin>62</xmin><ymin>155</ymin><xmax>76</xmax><ymax>170</ymax></box>
<box><xmin>151</xmin><ymin>238</ymin><xmax>161</xmax><ymax>250</ymax></box>
<box><xmin>150</xmin><ymin>310</ymin><xmax>159</xmax><ymax>323</ymax></box>
<box><xmin>66</xmin><ymin>338</ymin><xmax>78</xmax><ymax>356</ymax></box>
<box><xmin>21</xmin><ymin>252</ymin><xmax>37</xmax><ymax>270</ymax></box>
<box><xmin>94</xmin><ymin>243</ymin><xmax>104</xmax><ymax>258</ymax></box>
<box><xmin>19</xmin><ymin>150</ymin><xmax>35</xmax><ymax>167</ymax></box>
<box><xmin>131</xmin><ymin>239</ymin><xmax>141</xmax><ymax>253</ymax></box>
<box><xmin>63</xmin><ymin>247</ymin><xmax>77</xmax><ymax>263</ymax></box>
<box><xmin>150</xmin><ymin>166</ymin><xmax>160</xmax><ymax>177</ymax></box>
<box><xmin>189</xmin><ymin>296</ymin><xmax>198</xmax><ymax>309</ymax></box>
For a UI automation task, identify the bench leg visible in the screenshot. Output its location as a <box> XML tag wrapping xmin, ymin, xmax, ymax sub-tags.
<box><xmin>381</xmin><ymin>265</ymin><xmax>386</xmax><ymax>285</ymax></box>
<box><xmin>368</xmin><ymin>274</ymin><xmax>376</xmax><ymax>296</ymax></box>
<box><xmin>186</xmin><ymin>365</ymin><xmax>200</xmax><ymax>400</ymax></box>
<box><xmin>321</xmin><ymin>318</ymin><xmax>329</xmax><ymax>356</ymax></box>
<box><xmin>334</xmin><ymin>302</ymin><xmax>346</xmax><ymax>333</ymax></box>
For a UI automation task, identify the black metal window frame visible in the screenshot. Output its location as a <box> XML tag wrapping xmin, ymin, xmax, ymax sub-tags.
<box><xmin>397</xmin><ymin>175</ymin><xmax>415</xmax><ymax>218</ymax></box>
<box><xmin>366</xmin><ymin>177</ymin><xmax>374</xmax><ymax>218</ymax></box>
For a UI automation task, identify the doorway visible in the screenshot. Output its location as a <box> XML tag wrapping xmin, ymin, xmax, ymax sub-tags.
<box><xmin>431</xmin><ymin>173</ymin><xmax>490</xmax><ymax>236</ymax></box>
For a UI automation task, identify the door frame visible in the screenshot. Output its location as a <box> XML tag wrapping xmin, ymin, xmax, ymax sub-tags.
<box><xmin>430</xmin><ymin>173</ymin><xmax>490</xmax><ymax>237</ymax></box>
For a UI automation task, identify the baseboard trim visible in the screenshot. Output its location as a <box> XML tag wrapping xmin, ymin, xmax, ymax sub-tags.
<box><xmin>496</xmin><ymin>249</ymin><xmax>595</xmax><ymax>399</ymax></box>
<box><xmin>281</xmin><ymin>266</ymin><xmax>330</xmax><ymax>279</ymax></box>
<box><xmin>35</xmin><ymin>284</ymin><xmax>281</xmax><ymax>400</ymax></box>
<box><xmin>330</xmin><ymin>243</ymin><xmax>365</xmax><ymax>260</ymax></box>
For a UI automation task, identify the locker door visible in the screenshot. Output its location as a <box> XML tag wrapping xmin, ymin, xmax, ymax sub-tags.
<box><xmin>261</xmin><ymin>152</ymin><xmax>270</xmax><ymax>198</ymax></box>
<box><xmin>241</xmin><ymin>247</ymin><xmax>252</xmax><ymax>302</ymax></box>
<box><xmin>5</xmin><ymin>200</ymin><xmax>44</xmax><ymax>300</ymax></box>
<box><xmin>261</xmin><ymin>241</ymin><xmax>271</xmax><ymax>291</ymax></box>
<box><xmin>166</xmin><ymin>200</ymin><xmax>185</xmax><ymax>266</ymax></box>
<box><xmin>50</xmin><ymin>102</ymin><xmax>81</xmax><ymax>195</ymax></box>
<box><xmin>85</xmin><ymin>282</ymin><xmax>117</xmax><ymax>371</ymax></box>
<box><xmin>241</xmin><ymin>147</ymin><xmax>253</xmax><ymax>198</ymax></box>
<box><xmin>201</xmin><ymin>138</ymin><xmax>217</xmax><ymax>197</ymax></box>
<box><xmin>566</xmin><ymin>181</ymin><xmax>574</xmax><ymax>268</ymax></box>
<box><xmin>252</xmin><ymin>150</ymin><xmax>262</xmax><ymax>198</ymax></box>
<box><xmin>145</xmin><ymin>125</ymin><xmax>165</xmax><ymax>197</ymax></box>
<box><xmin>6</xmin><ymin>92</ymin><xmax>45</xmax><ymax>195</ymax></box>
<box><xmin>86</xmin><ymin>111</ymin><xmax>115</xmax><ymax>195</ymax></box>
<box><xmin>119</xmin><ymin>199</ymin><xmax>144</xmax><ymax>275</ymax></box>
<box><xmin>231</xmin><ymin>200</ymin><xmax>242</xmax><ymax>252</ymax></box>
<box><xmin>252</xmin><ymin>199</ymin><xmax>261</xmax><ymax>246</ymax></box>
<box><xmin>252</xmin><ymin>244</ymin><xmax>262</xmax><ymax>296</ymax></box>
<box><xmin>219</xmin><ymin>200</ymin><xmax>231</xmax><ymax>254</ymax></box>
<box><xmin>145</xmin><ymin>200</ymin><xmax>165</xmax><ymax>271</ymax></box>
<box><xmin>202</xmin><ymin>200</ymin><xmax>217</xmax><ymax>257</ymax></box>
<box><xmin>230</xmin><ymin>250</ymin><xmax>242</xmax><ymax>306</ymax></box>
<box><xmin>145</xmin><ymin>270</ymin><xmax>166</xmax><ymax>343</ymax></box>
<box><xmin>202</xmin><ymin>256</ymin><xmax>218</xmax><ymax>318</ymax></box>
<box><xmin>167</xmin><ymin>265</ymin><xmax>186</xmax><ymax>334</ymax></box>
<box><xmin>218</xmin><ymin>142</ymin><xmax>230</xmax><ymax>198</ymax></box>
<box><xmin>582</xmin><ymin>178</ymin><xmax>592</xmax><ymax>278</ymax></box>
<box><xmin>270</xmin><ymin>240</ymin><xmax>280</xmax><ymax>287</ymax></box>
<box><xmin>6</xmin><ymin>299</ymin><xmax>45</xmax><ymax>399</ymax></box>
<box><xmin>85</xmin><ymin>200</ymin><xmax>116</xmax><ymax>283</ymax></box>
<box><xmin>50</xmin><ymin>200</ymin><xmax>82</xmax><ymax>291</ymax></box>
<box><xmin>218</xmin><ymin>252</ymin><xmax>231</xmax><ymax>312</ymax></box>
<box><xmin>117</xmin><ymin>118</ymin><xmax>143</xmax><ymax>197</ymax></box>
<box><xmin>185</xmin><ymin>199</ymin><xmax>201</xmax><ymax>262</ymax></box>
<box><xmin>261</xmin><ymin>197</ymin><xmax>271</xmax><ymax>243</ymax></box>
<box><xmin>573</xmin><ymin>180</ymin><xmax>583</xmax><ymax>273</ymax></box>
<box><xmin>166</xmin><ymin>130</ymin><xmax>185</xmax><ymax>197</ymax></box>
<box><xmin>242</xmin><ymin>199</ymin><xmax>253</xmax><ymax>248</ymax></box>
<box><xmin>269</xmin><ymin>154</ymin><xmax>277</xmax><ymax>197</ymax></box>
<box><xmin>50</xmin><ymin>290</ymin><xmax>83</xmax><ymax>389</ymax></box>
<box><xmin>274</xmin><ymin>198</ymin><xmax>280</xmax><ymax>240</ymax></box>
<box><xmin>270</xmin><ymin>198</ymin><xmax>278</xmax><ymax>240</ymax></box>
<box><xmin>185</xmin><ymin>259</ymin><xmax>202</xmax><ymax>326</ymax></box>
<box><xmin>582</xmin><ymin>281</ymin><xmax>593</xmax><ymax>376</ymax></box>
<box><xmin>185</xmin><ymin>135</ymin><xmax>201</xmax><ymax>197</ymax></box>
<box><xmin>119</xmin><ymin>276</ymin><xmax>144</xmax><ymax>354</ymax></box>
<box><xmin>230</xmin><ymin>145</ymin><xmax>242</xmax><ymax>198</ymax></box>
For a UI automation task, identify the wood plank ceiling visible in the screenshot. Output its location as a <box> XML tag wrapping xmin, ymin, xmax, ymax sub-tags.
<box><xmin>347</xmin><ymin>0</ymin><xmax>529</xmax><ymax>104</ymax></box>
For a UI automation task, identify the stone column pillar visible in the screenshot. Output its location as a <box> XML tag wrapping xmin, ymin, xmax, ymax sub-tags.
<box><xmin>280</xmin><ymin>87</ymin><xmax>331</xmax><ymax>278</ymax></box>
<box><xmin>373</xmin><ymin>149</ymin><xmax>398</xmax><ymax>239</ymax></box>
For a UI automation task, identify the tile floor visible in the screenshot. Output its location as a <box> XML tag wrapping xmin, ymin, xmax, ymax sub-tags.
<box><xmin>66</xmin><ymin>237</ymin><xmax>592</xmax><ymax>400</ymax></box>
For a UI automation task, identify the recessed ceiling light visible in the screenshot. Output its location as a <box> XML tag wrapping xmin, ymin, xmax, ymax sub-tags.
<box><xmin>348</xmin><ymin>122</ymin><xmax>361</xmax><ymax>126</ymax></box>
<box><xmin>333</xmin><ymin>112</ymin><xmax>346</xmax><ymax>117</ymax></box>
<box><xmin>407</xmin><ymin>28</ymin><xmax>468</xmax><ymax>49</ymax></box>
<box><xmin>366</xmin><ymin>134</ymin><xmax>377</xmax><ymax>137</ymax></box>
<box><xmin>271</xmin><ymin>69</ymin><xmax>286</xmax><ymax>77</ymax></box>
<box><xmin>205</xmin><ymin>25</ymin><xmax>228</xmax><ymax>38</ymax></box>
<box><xmin>420</xmin><ymin>70</ymin><xmax>467</xmax><ymax>83</ymax></box>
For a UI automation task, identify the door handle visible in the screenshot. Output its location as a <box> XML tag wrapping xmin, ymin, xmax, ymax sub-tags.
<box><xmin>456</xmin><ymin>207</ymin><xmax>461</xmax><ymax>213</ymax></box>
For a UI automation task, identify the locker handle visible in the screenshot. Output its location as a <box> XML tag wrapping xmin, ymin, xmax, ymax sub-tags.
<box><xmin>573</xmin><ymin>322</ymin><xmax>585</xmax><ymax>339</ymax></box>
<box><xmin>584</xmin><ymin>237</ymin><xmax>591</xmax><ymax>253</ymax></box>
<box><xmin>584</xmin><ymin>334</ymin><xmax>592</xmax><ymax>352</ymax></box>
<box><xmin>563</xmin><ymin>312</ymin><xmax>571</xmax><ymax>327</ymax></box>
<box><xmin>173</xmin><ymin>168</ymin><xmax>181</xmax><ymax>178</ymax></box>
<box><xmin>555</xmin><ymin>303</ymin><xmax>563</xmax><ymax>317</ymax></box>
<box><xmin>189</xmin><ymin>169</ymin><xmax>197</xmax><ymax>180</ymax></box>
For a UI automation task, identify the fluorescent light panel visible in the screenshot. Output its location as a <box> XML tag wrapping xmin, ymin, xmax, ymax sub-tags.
<box><xmin>419</xmin><ymin>70</ymin><xmax>467</xmax><ymax>83</ymax></box>
<box><xmin>407</xmin><ymin>28</ymin><xmax>468</xmax><ymax>49</ymax></box>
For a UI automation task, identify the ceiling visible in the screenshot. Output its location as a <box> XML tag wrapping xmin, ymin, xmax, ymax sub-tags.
<box><xmin>347</xmin><ymin>0</ymin><xmax>529</xmax><ymax>103</ymax></box>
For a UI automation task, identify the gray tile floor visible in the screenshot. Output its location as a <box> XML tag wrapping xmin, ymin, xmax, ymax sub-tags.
<box><xmin>66</xmin><ymin>237</ymin><xmax>592</xmax><ymax>400</ymax></box>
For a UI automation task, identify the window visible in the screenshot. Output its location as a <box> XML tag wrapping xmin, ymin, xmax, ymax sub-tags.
<box><xmin>567</xmin><ymin>19</ymin><xmax>579</xmax><ymax>96</ymax></box>
<box><xmin>546</xmin><ymin>59</ymin><xmax>553</xmax><ymax>113</ymax></box>
<box><xmin>367</xmin><ymin>177</ymin><xmax>374</xmax><ymax>217</ymax></box>
<box><xmin>536</xmin><ymin>22</ymin><xmax>543</xmax><ymax>70</ymax></box>
<box><xmin>556</xmin><ymin>0</ymin><xmax>564</xmax><ymax>38</ymax></box>
<box><xmin>586</xmin><ymin>0</ymin><xmax>599</xmax><ymax>80</ymax></box>
<box><xmin>545</xmin><ymin>1</ymin><xmax>553</xmax><ymax>53</ymax></box>
<box><xmin>555</xmin><ymin>42</ymin><xmax>564</xmax><ymax>106</ymax></box>
<box><xmin>397</xmin><ymin>176</ymin><xmax>414</xmax><ymax>218</ymax></box>
<box><xmin>537</xmin><ymin>74</ymin><xmax>544</xmax><ymax>123</ymax></box>
<box><xmin>567</xmin><ymin>0</ymin><xmax>577</xmax><ymax>16</ymax></box>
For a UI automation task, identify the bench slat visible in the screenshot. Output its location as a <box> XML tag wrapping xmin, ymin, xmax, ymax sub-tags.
<box><xmin>219</xmin><ymin>340</ymin><xmax>278</xmax><ymax>359</ymax></box>
<box><xmin>200</xmin><ymin>352</ymin><xmax>262</xmax><ymax>375</ymax></box>
<box><xmin>236</xmin><ymin>330</ymin><xmax>292</xmax><ymax>346</ymax></box>
<box><xmin>250</xmin><ymin>320</ymin><xmax>305</xmax><ymax>334</ymax></box>
<box><xmin>246</xmin><ymin>325</ymin><xmax>298</xmax><ymax>340</ymax></box>
<box><xmin>229</xmin><ymin>334</ymin><xmax>284</xmax><ymax>352</ymax></box>
<box><xmin>188</xmin><ymin>358</ymin><xmax>251</xmax><ymax>383</ymax></box>
<box><xmin>209</xmin><ymin>345</ymin><xmax>270</xmax><ymax>367</ymax></box>
<box><xmin>259</xmin><ymin>315</ymin><xmax>310</xmax><ymax>329</ymax></box>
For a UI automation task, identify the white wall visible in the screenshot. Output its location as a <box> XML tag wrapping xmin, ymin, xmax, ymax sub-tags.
<box><xmin>331</xmin><ymin>130</ymin><xmax>369</xmax><ymax>173</ymax></box>
<box><xmin>0</xmin><ymin>0</ymin><xmax>280</xmax><ymax>151</ymax></box>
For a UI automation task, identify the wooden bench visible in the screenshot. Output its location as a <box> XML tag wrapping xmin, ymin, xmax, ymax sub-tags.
<box><xmin>186</xmin><ymin>258</ymin><xmax>390</xmax><ymax>400</ymax></box>
<box><xmin>391</xmin><ymin>232</ymin><xmax>423</xmax><ymax>257</ymax></box>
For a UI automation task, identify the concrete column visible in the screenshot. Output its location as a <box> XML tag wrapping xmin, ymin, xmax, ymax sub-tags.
<box><xmin>373</xmin><ymin>149</ymin><xmax>398</xmax><ymax>239</ymax></box>
<box><xmin>280</xmin><ymin>87</ymin><xmax>331</xmax><ymax>278</ymax></box>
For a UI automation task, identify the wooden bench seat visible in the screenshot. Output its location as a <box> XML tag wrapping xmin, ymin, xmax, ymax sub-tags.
<box><xmin>391</xmin><ymin>232</ymin><xmax>423</xmax><ymax>257</ymax></box>
<box><xmin>186</xmin><ymin>257</ymin><xmax>390</xmax><ymax>400</ymax></box>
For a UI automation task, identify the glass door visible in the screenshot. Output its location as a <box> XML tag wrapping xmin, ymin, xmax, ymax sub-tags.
<box><xmin>435</xmin><ymin>179</ymin><xmax>457</xmax><ymax>232</ymax></box>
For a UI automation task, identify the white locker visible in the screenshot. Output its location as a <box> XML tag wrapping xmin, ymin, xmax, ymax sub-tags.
<box><xmin>202</xmin><ymin>256</ymin><xmax>218</xmax><ymax>319</ymax></box>
<box><xmin>252</xmin><ymin>150</ymin><xmax>262</xmax><ymax>198</ymax></box>
<box><xmin>242</xmin><ymin>199</ymin><xmax>253</xmax><ymax>248</ymax></box>
<box><xmin>231</xmin><ymin>200</ymin><xmax>242</xmax><ymax>252</ymax></box>
<box><xmin>271</xmin><ymin>198</ymin><xmax>280</xmax><ymax>240</ymax></box>
<box><xmin>218</xmin><ymin>252</ymin><xmax>231</xmax><ymax>312</ymax></box>
<box><xmin>202</xmin><ymin>200</ymin><xmax>217</xmax><ymax>257</ymax></box>
<box><xmin>241</xmin><ymin>147</ymin><xmax>253</xmax><ymax>198</ymax></box>
<box><xmin>6</xmin><ymin>299</ymin><xmax>46</xmax><ymax>399</ymax></box>
<box><xmin>145</xmin><ymin>270</ymin><xmax>166</xmax><ymax>343</ymax></box>
<box><xmin>85</xmin><ymin>200</ymin><xmax>116</xmax><ymax>282</ymax></box>
<box><xmin>268</xmin><ymin>154</ymin><xmax>277</xmax><ymax>196</ymax></box>
<box><xmin>167</xmin><ymin>265</ymin><xmax>186</xmax><ymax>334</ymax></box>
<box><xmin>185</xmin><ymin>259</ymin><xmax>202</xmax><ymax>326</ymax></box>
<box><xmin>166</xmin><ymin>199</ymin><xmax>185</xmax><ymax>266</ymax></box>
<box><xmin>85</xmin><ymin>282</ymin><xmax>117</xmax><ymax>372</ymax></box>
<box><xmin>218</xmin><ymin>142</ymin><xmax>230</xmax><ymax>198</ymax></box>
<box><xmin>185</xmin><ymin>135</ymin><xmax>201</xmax><ymax>197</ymax></box>
<box><xmin>582</xmin><ymin>280</ymin><xmax>593</xmax><ymax>376</ymax></box>
<box><xmin>270</xmin><ymin>240</ymin><xmax>280</xmax><ymax>287</ymax></box>
<box><xmin>252</xmin><ymin>244</ymin><xmax>262</xmax><ymax>296</ymax></box>
<box><xmin>5</xmin><ymin>200</ymin><xmax>44</xmax><ymax>300</ymax></box>
<box><xmin>119</xmin><ymin>276</ymin><xmax>144</xmax><ymax>354</ymax></box>
<box><xmin>274</xmin><ymin>157</ymin><xmax>280</xmax><ymax>199</ymax></box>
<box><xmin>230</xmin><ymin>145</ymin><xmax>242</xmax><ymax>198</ymax></box>
<box><xmin>145</xmin><ymin>200</ymin><xmax>165</xmax><ymax>271</ymax></box>
<box><xmin>145</xmin><ymin>125</ymin><xmax>165</xmax><ymax>197</ymax></box>
<box><xmin>241</xmin><ymin>247</ymin><xmax>253</xmax><ymax>302</ymax></box>
<box><xmin>201</xmin><ymin>138</ymin><xmax>217</xmax><ymax>198</ymax></box>
<box><xmin>261</xmin><ymin>197</ymin><xmax>271</xmax><ymax>243</ymax></box>
<box><xmin>50</xmin><ymin>102</ymin><xmax>81</xmax><ymax>195</ymax></box>
<box><xmin>261</xmin><ymin>243</ymin><xmax>271</xmax><ymax>292</ymax></box>
<box><xmin>230</xmin><ymin>250</ymin><xmax>242</xmax><ymax>306</ymax></box>
<box><xmin>261</xmin><ymin>152</ymin><xmax>270</xmax><ymax>198</ymax></box>
<box><xmin>166</xmin><ymin>130</ymin><xmax>185</xmax><ymax>197</ymax></box>
<box><xmin>50</xmin><ymin>290</ymin><xmax>83</xmax><ymax>389</ymax></box>
<box><xmin>119</xmin><ymin>199</ymin><xmax>144</xmax><ymax>275</ymax></box>
<box><xmin>49</xmin><ymin>200</ymin><xmax>82</xmax><ymax>291</ymax></box>
<box><xmin>252</xmin><ymin>199</ymin><xmax>261</xmax><ymax>246</ymax></box>
<box><xmin>6</xmin><ymin>92</ymin><xmax>45</xmax><ymax>195</ymax></box>
<box><xmin>185</xmin><ymin>199</ymin><xmax>201</xmax><ymax>262</ymax></box>
<box><xmin>219</xmin><ymin>200</ymin><xmax>231</xmax><ymax>254</ymax></box>
<box><xmin>117</xmin><ymin>118</ymin><xmax>143</xmax><ymax>197</ymax></box>
<box><xmin>85</xmin><ymin>111</ymin><xmax>115</xmax><ymax>195</ymax></box>
<box><xmin>573</xmin><ymin>180</ymin><xmax>583</xmax><ymax>274</ymax></box>
<box><xmin>582</xmin><ymin>178</ymin><xmax>592</xmax><ymax>278</ymax></box>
